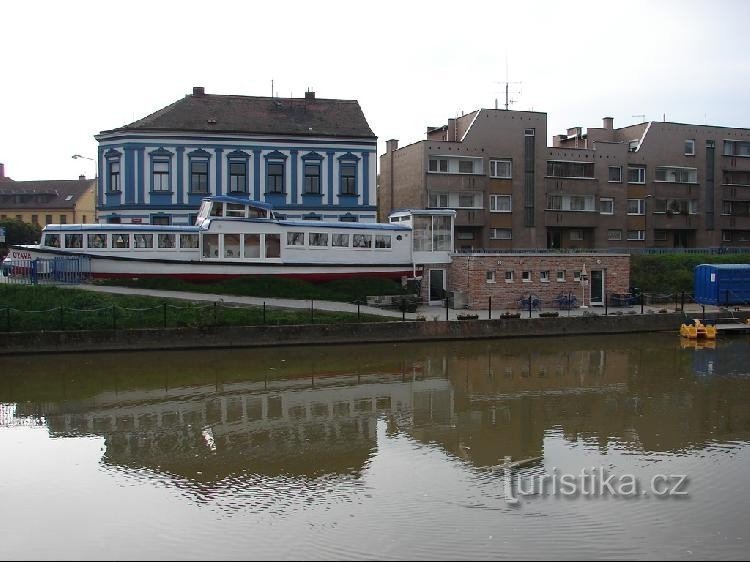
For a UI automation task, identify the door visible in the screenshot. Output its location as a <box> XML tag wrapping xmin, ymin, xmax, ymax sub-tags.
<box><xmin>590</xmin><ymin>269</ymin><xmax>605</xmax><ymax>306</ymax></box>
<box><xmin>429</xmin><ymin>269</ymin><xmax>445</xmax><ymax>303</ymax></box>
<box><xmin>547</xmin><ymin>229</ymin><xmax>562</xmax><ymax>249</ymax></box>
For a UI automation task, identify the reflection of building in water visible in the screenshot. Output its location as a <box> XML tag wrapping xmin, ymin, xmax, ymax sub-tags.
<box><xmin>25</xmin><ymin>372</ymin><xmax>454</xmax><ymax>480</ymax></box>
<box><xmin>689</xmin><ymin>339</ymin><xmax>750</xmax><ymax>377</ymax></box>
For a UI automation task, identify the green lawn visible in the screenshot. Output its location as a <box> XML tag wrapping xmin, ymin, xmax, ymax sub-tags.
<box><xmin>0</xmin><ymin>285</ymin><xmax>387</xmax><ymax>332</ymax></box>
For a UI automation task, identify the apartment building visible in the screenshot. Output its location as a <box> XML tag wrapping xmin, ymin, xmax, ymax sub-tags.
<box><xmin>379</xmin><ymin>109</ymin><xmax>750</xmax><ymax>249</ymax></box>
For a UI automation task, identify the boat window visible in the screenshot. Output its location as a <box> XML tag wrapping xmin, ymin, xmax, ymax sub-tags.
<box><xmin>352</xmin><ymin>234</ymin><xmax>373</xmax><ymax>248</ymax></box>
<box><xmin>287</xmin><ymin>232</ymin><xmax>305</xmax><ymax>246</ymax></box>
<box><xmin>134</xmin><ymin>233</ymin><xmax>154</xmax><ymax>249</ymax></box>
<box><xmin>65</xmin><ymin>234</ymin><xmax>83</xmax><ymax>249</ymax></box>
<box><xmin>180</xmin><ymin>234</ymin><xmax>199</xmax><ymax>249</ymax></box>
<box><xmin>248</xmin><ymin>207</ymin><xmax>267</xmax><ymax>218</ymax></box>
<box><xmin>375</xmin><ymin>235</ymin><xmax>392</xmax><ymax>249</ymax></box>
<box><xmin>243</xmin><ymin>234</ymin><xmax>261</xmax><ymax>258</ymax></box>
<box><xmin>87</xmin><ymin>233</ymin><xmax>107</xmax><ymax>249</ymax></box>
<box><xmin>158</xmin><ymin>233</ymin><xmax>176</xmax><ymax>249</ymax></box>
<box><xmin>390</xmin><ymin>217</ymin><xmax>399</xmax><ymax>223</ymax></box>
<box><xmin>202</xmin><ymin>234</ymin><xmax>220</xmax><ymax>258</ymax></box>
<box><xmin>309</xmin><ymin>232</ymin><xmax>329</xmax><ymax>247</ymax></box>
<box><xmin>45</xmin><ymin>234</ymin><xmax>60</xmax><ymax>248</ymax></box>
<box><xmin>224</xmin><ymin>234</ymin><xmax>241</xmax><ymax>258</ymax></box>
<box><xmin>226</xmin><ymin>203</ymin><xmax>246</xmax><ymax>218</ymax></box>
<box><xmin>433</xmin><ymin>215</ymin><xmax>452</xmax><ymax>251</ymax></box>
<box><xmin>113</xmin><ymin>233</ymin><xmax>130</xmax><ymax>249</ymax></box>
<box><xmin>332</xmin><ymin>233</ymin><xmax>349</xmax><ymax>247</ymax></box>
<box><xmin>265</xmin><ymin>234</ymin><xmax>281</xmax><ymax>258</ymax></box>
<box><xmin>210</xmin><ymin>202</ymin><xmax>224</xmax><ymax>217</ymax></box>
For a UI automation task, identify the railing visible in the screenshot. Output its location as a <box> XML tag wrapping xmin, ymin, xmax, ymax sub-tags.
<box><xmin>1</xmin><ymin>257</ymin><xmax>91</xmax><ymax>285</ymax></box>
<box><xmin>453</xmin><ymin>247</ymin><xmax>750</xmax><ymax>255</ymax></box>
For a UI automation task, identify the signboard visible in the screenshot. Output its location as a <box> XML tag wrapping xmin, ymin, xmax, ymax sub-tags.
<box><xmin>131</xmin><ymin>218</ymin><xmax>143</xmax><ymax>224</ymax></box>
<box><xmin>0</xmin><ymin>227</ymin><xmax>5</xmax><ymax>243</ymax></box>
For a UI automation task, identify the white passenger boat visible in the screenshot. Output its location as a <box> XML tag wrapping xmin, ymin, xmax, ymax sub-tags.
<box><xmin>2</xmin><ymin>196</ymin><xmax>455</xmax><ymax>281</ymax></box>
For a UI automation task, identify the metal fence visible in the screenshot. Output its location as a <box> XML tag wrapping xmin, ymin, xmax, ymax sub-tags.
<box><xmin>1</xmin><ymin>257</ymin><xmax>91</xmax><ymax>285</ymax></box>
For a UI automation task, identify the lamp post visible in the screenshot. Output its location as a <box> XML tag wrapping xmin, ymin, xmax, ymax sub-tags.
<box><xmin>580</xmin><ymin>263</ymin><xmax>589</xmax><ymax>309</ymax></box>
<box><xmin>72</xmin><ymin>154</ymin><xmax>97</xmax><ymax>179</ymax></box>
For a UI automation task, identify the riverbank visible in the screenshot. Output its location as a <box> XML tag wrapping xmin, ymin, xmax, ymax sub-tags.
<box><xmin>2</xmin><ymin>311</ymin><xmax>744</xmax><ymax>355</ymax></box>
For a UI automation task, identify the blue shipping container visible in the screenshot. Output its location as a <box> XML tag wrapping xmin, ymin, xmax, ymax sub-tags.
<box><xmin>694</xmin><ymin>264</ymin><xmax>750</xmax><ymax>305</ymax></box>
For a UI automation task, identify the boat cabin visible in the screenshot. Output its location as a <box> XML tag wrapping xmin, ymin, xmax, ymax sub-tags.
<box><xmin>388</xmin><ymin>209</ymin><xmax>456</xmax><ymax>264</ymax></box>
<box><xmin>196</xmin><ymin>196</ymin><xmax>273</xmax><ymax>226</ymax></box>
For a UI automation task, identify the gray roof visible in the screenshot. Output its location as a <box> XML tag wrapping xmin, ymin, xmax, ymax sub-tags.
<box><xmin>99</xmin><ymin>90</ymin><xmax>376</xmax><ymax>139</ymax></box>
<box><xmin>0</xmin><ymin>179</ymin><xmax>95</xmax><ymax>210</ymax></box>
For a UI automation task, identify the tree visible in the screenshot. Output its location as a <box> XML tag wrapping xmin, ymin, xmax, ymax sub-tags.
<box><xmin>0</xmin><ymin>218</ymin><xmax>42</xmax><ymax>254</ymax></box>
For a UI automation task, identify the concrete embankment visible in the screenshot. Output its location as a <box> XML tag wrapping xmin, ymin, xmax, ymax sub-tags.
<box><xmin>2</xmin><ymin>311</ymin><xmax>744</xmax><ymax>356</ymax></box>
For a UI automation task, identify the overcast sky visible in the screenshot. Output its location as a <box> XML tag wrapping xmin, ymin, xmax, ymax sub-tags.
<box><xmin>1</xmin><ymin>0</ymin><xmax>748</xmax><ymax>181</ymax></box>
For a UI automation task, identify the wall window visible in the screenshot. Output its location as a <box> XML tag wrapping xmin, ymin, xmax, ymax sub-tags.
<box><xmin>546</xmin><ymin>194</ymin><xmax>596</xmax><ymax>211</ymax></box>
<box><xmin>722</xmin><ymin>231</ymin><xmax>733</xmax><ymax>242</ymax></box>
<box><xmin>428</xmin><ymin>158</ymin><xmax>448</xmax><ymax>173</ymax></box>
<box><xmin>540</xmin><ymin>271</ymin><xmax>550</xmax><ymax>283</ymax></box>
<box><xmin>655</xmin><ymin>166</ymin><xmax>697</xmax><ymax>183</ymax></box>
<box><xmin>340</xmin><ymin>163</ymin><xmax>357</xmax><ymax>195</ymax></box>
<box><xmin>229</xmin><ymin>161</ymin><xmax>247</xmax><ymax>193</ymax></box>
<box><xmin>608</xmin><ymin>229</ymin><xmax>623</xmax><ymax>241</ymax></box>
<box><xmin>108</xmin><ymin>160</ymin><xmax>121</xmax><ymax>192</ymax></box>
<box><xmin>339</xmin><ymin>214</ymin><xmax>358</xmax><ymax>223</ymax></box>
<box><xmin>490</xmin><ymin>228</ymin><xmax>512</xmax><ymax>240</ymax></box>
<box><xmin>569</xmin><ymin>230</ymin><xmax>584</xmax><ymax>241</ymax></box>
<box><xmin>654</xmin><ymin>199</ymin><xmax>698</xmax><ymax>215</ymax></box>
<box><xmin>189</xmin><ymin>160</ymin><xmax>209</xmax><ymax>194</ymax></box>
<box><xmin>573</xmin><ymin>271</ymin><xmax>581</xmax><ymax>282</ymax></box>
<box><xmin>458</xmin><ymin>160</ymin><xmax>474</xmax><ymax>174</ymax></box>
<box><xmin>599</xmin><ymin>198</ymin><xmax>614</xmax><ymax>215</ymax></box>
<box><xmin>627</xmin><ymin>199</ymin><xmax>645</xmax><ymax>215</ymax></box>
<box><xmin>724</xmin><ymin>140</ymin><xmax>750</xmax><ymax>157</ymax></box>
<box><xmin>556</xmin><ymin>270</ymin><xmax>565</xmax><ymax>282</ymax></box>
<box><xmin>267</xmin><ymin>162</ymin><xmax>285</xmax><ymax>194</ymax></box>
<box><xmin>546</xmin><ymin>161</ymin><xmax>595</xmax><ymax>178</ymax></box>
<box><xmin>608</xmin><ymin>166</ymin><xmax>622</xmax><ymax>183</ymax></box>
<box><xmin>628</xmin><ymin>166</ymin><xmax>646</xmax><ymax>184</ymax></box>
<box><xmin>151</xmin><ymin>215</ymin><xmax>170</xmax><ymax>225</ymax></box>
<box><xmin>522</xmin><ymin>271</ymin><xmax>531</xmax><ymax>282</ymax></box>
<box><xmin>654</xmin><ymin>230</ymin><xmax>668</xmax><ymax>242</ymax></box>
<box><xmin>685</xmin><ymin>139</ymin><xmax>695</xmax><ymax>156</ymax></box>
<box><xmin>486</xmin><ymin>270</ymin><xmax>496</xmax><ymax>284</ymax></box>
<box><xmin>304</xmin><ymin>163</ymin><xmax>321</xmax><ymax>194</ymax></box>
<box><xmin>60</xmin><ymin>215</ymin><xmax>67</xmax><ymax>224</ymax></box>
<box><xmin>153</xmin><ymin>161</ymin><xmax>171</xmax><ymax>192</ymax></box>
<box><xmin>458</xmin><ymin>193</ymin><xmax>479</xmax><ymax>208</ymax></box>
<box><xmin>724</xmin><ymin>171</ymin><xmax>750</xmax><ymax>186</ymax></box>
<box><xmin>45</xmin><ymin>214</ymin><xmax>53</xmax><ymax>225</ymax></box>
<box><xmin>429</xmin><ymin>193</ymin><xmax>449</xmax><ymax>208</ymax></box>
<box><xmin>490</xmin><ymin>194</ymin><xmax>512</xmax><ymax>212</ymax></box>
<box><xmin>723</xmin><ymin>201</ymin><xmax>750</xmax><ymax>216</ymax></box>
<box><xmin>627</xmin><ymin>230</ymin><xmax>645</xmax><ymax>241</ymax></box>
<box><xmin>505</xmin><ymin>271</ymin><xmax>514</xmax><ymax>283</ymax></box>
<box><xmin>489</xmin><ymin>159</ymin><xmax>512</xmax><ymax>178</ymax></box>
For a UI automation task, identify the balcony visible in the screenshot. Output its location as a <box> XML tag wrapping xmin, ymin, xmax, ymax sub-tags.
<box><xmin>718</xmin><ymin>214</ymin><xmax>750</xmax><ymax>229</ymax></box>
<box><xmin>650</xmin><ymin>213</ymin><xmax>699</xmax><ymax>230</ymax></box>
<box><xmin>544</xmin><ymin>210</ymin><xmax>600</xmax><ymax>228</ymax></box>
<box><xmin>426</xmin><ymin>174</ymin><xmax>486</xmax><ymax>191</ymax></box>
<box><xmin>455</xmin><ymin>209</ymin><xmax>486</xmax><ymax>227</ymax></box>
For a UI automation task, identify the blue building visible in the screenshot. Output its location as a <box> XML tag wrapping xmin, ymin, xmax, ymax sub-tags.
<box><xmin>95</xmin><ymin>87</ymin><xmax>377</xmax><ymax>225</ymax></box>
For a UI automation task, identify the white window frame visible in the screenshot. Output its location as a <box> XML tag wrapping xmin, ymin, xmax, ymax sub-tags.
<box><xmin>522</xmin><ymin>271</ymin><xmax>531</xmax><ymax>283</ymax></box>
<box><xmin>428</xmin><ymin>158</ymin><xmax>449</xmax><ymax>173</ymax></box>
<box><xmin>540</xmin><ymin>271</ymin><xmax>550</xmax><ymax>283</ymax></box>
<box><xmin>505</xmin><ymin>271</ymin><xmax>514</xmax><ymax>283</ymax></box>
<box><xmin>556</xmin><ymin>270</ymin><xmax>565</xmax><ymax>282</ymax></box>
<box><xmin>489</xmin><ymin>159</ymin><xmax>512</xmax><ymax>179</ymax></box>
<box><xmin>685</xmin><ymin>139</ymin><xmax>695</xmax><ymax>156</ymax></box>
<box><xmin>569</xmin><ymin>230</ymin><xmax>584</xmax><ymax>241</ymax></box>
<box><xmin>608</xmin><ymin>166</ymin><xmax>622</xmax><ymax>183</ymax></box>
<box><xmin>628</xmin><ymin>166</ymin><xmax>646</xmax><ymax>184</ymax></box>
<box><xmin>627</xmin><ymin>230</ymin><xmax>646</xmax><ymax>241</ymax></box>
<box><xmin>490</xmin><ymin>194</ymin><xmax>512</xmax><ymax>213</ymax></box>
<box><xmin>599</xmin><ymin>198</ymin><xmax>614</xmax><ymax>215</ymax></box>
<box><xmin>627</xmin><ymin>199</ymin><xmax>645</xmax><ymax>215</ymax></box>
<box><xmin>607</xmin><ymin>229</ymin><xmax>623</xmax><ymax>241</ymax></box>
<box><xmin>429</xmin><ymin>193</ymin><xmax>449</xmax><ymax>208</ymax></box>
<box><xmin>486</xmin><ymin>270</ymin><xmax>496</xmax><ymax>284</ymax></box>
<box><xmin>490</xmin><ymin>228</ymin><xmax>512</xmax><ymax>240</ymax></box>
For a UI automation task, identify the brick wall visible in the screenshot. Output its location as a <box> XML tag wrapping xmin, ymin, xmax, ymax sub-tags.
<box><xmin>446</xmin><ymin>253</ymin><xmax>630</xmax><ymax>310</ymax></box>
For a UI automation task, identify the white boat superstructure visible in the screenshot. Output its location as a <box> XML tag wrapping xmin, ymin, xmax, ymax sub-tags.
<box><xmin>3</xmin><ymin>197</ymin><xmax>455</xmax><ymax>281</ymax></box>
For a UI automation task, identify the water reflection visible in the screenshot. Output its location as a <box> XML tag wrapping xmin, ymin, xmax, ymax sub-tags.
<box><xmin>3</xmin><ymin>334</ymin><xmax>750</xmax><ymax>486</ymax></box>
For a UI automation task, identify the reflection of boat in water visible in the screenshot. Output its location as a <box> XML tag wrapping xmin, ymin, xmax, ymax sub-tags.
<box><xmin>680</xmin><ymin>337</ymin><xmax>716</xmax><ymax>350</ymax></box>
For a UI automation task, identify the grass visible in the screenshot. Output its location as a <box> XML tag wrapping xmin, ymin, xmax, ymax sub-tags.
<box><xmin>631</xmin><ymin>253</ymin><xmax>750</xmax><ymax>294</ymax></box>
<box><xmin>0</xmin><ymin>285</ymin><xmax>387</xmax><ymax>332</ymax></box>
<box><xmin>94</xmin><ymin>276</ymin><xmax>409</xmax><ymax>303</ymax></box>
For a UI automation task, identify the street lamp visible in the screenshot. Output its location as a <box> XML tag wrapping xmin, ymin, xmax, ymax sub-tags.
<box><xmin>72</xmin><ymin>154</ymin><xmax>97</xmax><ymax>179</ymax></box>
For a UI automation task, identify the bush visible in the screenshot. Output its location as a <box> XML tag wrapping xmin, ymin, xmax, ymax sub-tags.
<box><xmin>457</xmin><ymin>313</ymin><xmax>479</xmax><ymax>320</ymax></box>
<box><xmin>631</xmin><ymin>253</ymin><xmax>750</xmax><ymax>294</ymax></box>
<box><xmin>500</xmin><ymin>312</ymin><xmax>521</xmax><ymax>319</ymax></box>
<box><xmin>539</xmin><ymin>311</ymin><xmax>559</xmax><ymax>318</ymax></box>
<box><xmin>0</xmin><ymin>218</ymin><xmax>42</xmax><ymax>256</ymax></box>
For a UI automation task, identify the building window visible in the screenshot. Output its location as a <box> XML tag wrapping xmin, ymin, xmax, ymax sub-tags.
<box><xmin>339</xmin><ymin>213</ymin><xmax>358</xmax><ymax>222</ymax></box>
<box><xmin>458</xmin><ymin>160</ymin><xmax>474</xmax><ymax>174</ymax></box>
<box><xmin>608</xmin><ymin>229</ymin><xmax>623</xmax><ymax>241</ymax></box>
<box><xmin>654</xmin><ymin>199</ymin><xmax>698</xmax><ymax>215</ymax></box>
<box><xmin>574</xmin><ymin>271</ymin><xmax>581</xmax><ymax>282</ymax></box>
<box><xmin>540</xmin><ymin>271</ymin><xmax>550</xmax><ymax>282</ymax></box>
<box><xmin>628</xmin><ymin>140</ymin><xmax>640</xmax><ymax>152</ymax></box>
<box><xmin>267</xmin><ymin>162</ymin><xmax>285</xmax><ymax>194</ymax></box>
<box><xmin>724</xmin><ymin>140</ymin><xmax>750</xmax><ymax>157</ymax></box>
<box><xmin>505</xmin><ymin>271</ymin><xmax>514</xmax><ymax>283</ymax></box>
<box><xmin>524</xmin><ymin>128</ymin><xmax>535</xmax><ymax>136</ymax></box>
<box><xmin>522</xmin><ymin>271</ymin><xmax>531</xmax><ymax>282</ymax></box>
<box><xmin>190</xmin><ymin>160</ymin><xmax>209</xmax><ymax>194</ymax></box>
<box><xmin>108</xmin><ymin>160</ymin><xmax>121</xmax><ymax>192</ymax></box>
<box><xmin>654</xmin><ymin>230</ymin><xmax>668</xmax><ymax>241</ymax></box>
<box><xmin>489</xmin><ymin>159</ymin><xmax>512</xmax><ymax>178</ymax></box>
<box><xmin>628</xmin><ymin>166</ymin><xmax>646</xmax><ymax>184</ymax></box>
<box><xmin>428</xmin><ymin>158</ymin><xmax>448</xmax><ymax>173</ymax></box>
<box><xmin>546</xmin><ymin>194</ymin><xmax>596</xmax><ymax>212</ymax></box>
<box><xmin>490</xmin><ymin>194</ymin><xmax>512</xmax><ymax>212</ymax></box>
<box><xmin>599</xmin><ymin>198</ymin><xmax>614</xmax><ymax>215</ymax></box>
<box><xmin>557</xmin><ymin>270</ymin><xmax>565</xmax><ymax>282</ymax></box>
<box><xmin>627</xmin><ymin>199</ymin><xmax>645</xmax><ymax>215</ymax></box>
<box><xmin>457</xmin><ymin>232</ymin><xmax>475</xmax><ymax>240</ymax></box>
<box><xmin>429</xmin><ymin>193</ymin><xmax>449</xmax><ymax>208</ymax></box>
<box><xmin>655</xmin><ymin>166</ymin><xmax>697</xmax><ymax>184</ymax></box>
<box><xmin>685</xmin><ymin>139</ymin><xmax>695</xmax><ymax>156</ymax></box>
<box><xmin>60</xmin><ymin>215</ymin><xmax>67</xmax><ymax>224</ymax></box>
<box><xmin>486</xmin><ymin>270</ymin><xmax>496</xmax><ymax>284</ymax></box>
<box><xmin>303</xmin><ymin>163</ymin><xmax>321</xmax><ymax>195</ymax></box>
<box><xmin>229</xmin><ymin>161</ymin><xmax>247</xmax><ymax>193</ymax></box>
<box><xmin>106</xmin><ymin>216</ymin><xmax>121</xmax><ymax>224</ymax></box>
<box><xmin>723</xmin><ymin>171</ymin><xmax>750</xmax><ymax>186</ymax></box>
<box><xmin>458</xmin><ymin>193</ymin><xmax>478</xmax><ymax>208</ymax></box>
<box><xmin>340</xmin><ymin>163</ymin><xmax>357</xmax><ymax>195</ymax></box>
<box><xmin>608</xmin><ymin>166</ymin><xmax>622</xmax><ymax>183</ymax></box>
<box><xmin>627</xmin><ymin>230</ymin><xmax>645</xmax><ymax>241</ymax></box>
<box><xmin>722</xmin><ymin>231</ymin><xmax>733</xmax><ymax>242</ymax></box>
<box><xmin>490</xmin><ymin>228</ymin><xmax>512</xmax><ymax>240</ymax></box>
<box><xmin>153</xmin><ymin>161</ymin><xmax>171</xmax><ymax>192</ymax></box>
<box><xmin>151</xmin><ymin>215</ymin><xmax>170</xmax><ymax>226</ymax></box>
<box><xmin>546</xmin><ymin>161</ymin><xmax>595</xmax><ymax>179</ymax></box>
<box><xmin>569</xmin><ymin>230</ymin><xmax>584</xmax><ymax>241</ymax></box>
<box><xmin>31</xmin><ymin>215</ymin><xmax>38</xmax><ymax>226</ymax></box>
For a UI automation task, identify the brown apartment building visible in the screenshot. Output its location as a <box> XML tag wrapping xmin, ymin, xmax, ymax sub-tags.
<box><xmin>379</xmin><ymin>109</ymin><xmax>750</xmax><ymax>249</ymax></box>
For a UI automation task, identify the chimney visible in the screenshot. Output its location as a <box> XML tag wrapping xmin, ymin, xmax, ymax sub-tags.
<box><xmin>553</xmin><ymin>134</ymin><xmax>567</xmax><ymax>147</ymax></box>
<box><xmin>603</xmin><ymin>116</ymin><xmax>614</xmax><ymax>130</ymax></box>
<box><xmin>385</xmin><ymin>139</ymin><xmax>399</xmax><ymax>153</ymax></box>
<box><xmin>79</xmin><ymin>174</ymin><xmax>86</xmax><ymax>181</ymax></box>
<box><xmin>304</xmin><ymin>90</ymin><xmax>316</xmax><ymax>100</ymax></box>
<box><xmin>448</xmin><ymin>118</ymin><xmax>457</xmax><ymax>142</ymax></box>
<box><xmin>192</xmin><ymin>86</ymin><xmax>205</xmax><ymax>96</ymax></box>
<box><xmin>0</xmin><ymin>163</ymin><xmax>4</xmax><ymax>179</ymax></box>
<box><xmin>567</xmin><ymin>126</ymin><xmax>582</xmax><ymax>138</ymax></box>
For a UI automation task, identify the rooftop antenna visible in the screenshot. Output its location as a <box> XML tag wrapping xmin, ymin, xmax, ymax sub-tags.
<box><xmin>498</xmin><ymin>55</ymin><xmax>521</xmax><ymax>110</ymax></box>
<box><xmin>632</xmin><ymin>114</ymin><xmax>646</xmax><ymax>123</ymax></box>
<box><xmin>271</xmin><ymin>79</ymin><xmax>274</xmax><ymax>97</ymax></box>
